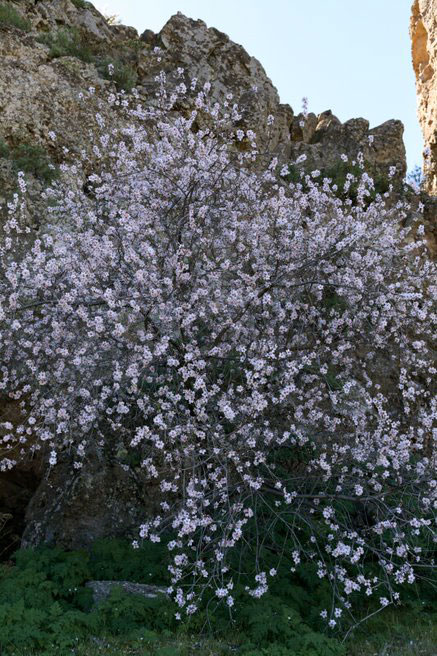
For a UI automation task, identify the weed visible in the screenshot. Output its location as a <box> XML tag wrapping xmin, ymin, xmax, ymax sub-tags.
<box><xmin>124</xmin><ymin>38</ymin><xmax>145</xmax><ymax>52</ymax></box>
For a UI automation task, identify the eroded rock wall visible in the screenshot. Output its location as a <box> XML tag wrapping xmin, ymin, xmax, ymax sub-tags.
<box><xmin>411</xmin><ymin>0</ymin><xmax>437</xmax><ymax>193</ymax></box>
<box><xmin>0</xmin><ymin>1</ymin><xmax>407</xmax><ymax>206</ymax></box>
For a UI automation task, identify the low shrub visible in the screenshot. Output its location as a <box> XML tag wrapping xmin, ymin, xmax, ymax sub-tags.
<box><xmin>0</xmin><ymin>542</ymin><xmax>175</xmax><ymax>654</ymax></box>
<box><xmin>0</xmin><ymin>138</ymin><xmax>10</xmax><ymax>158</ymax></box>
<box><xmin>0</xmin><ymin>4</ymin><xmax>31</xmax><ymax>31</ymax></box>
<box><xmin>10</xmin><ymin>143</ymin><xmax>58</xmax><ymax>183</ymax></box>
<box><xmin>237</xmin><ymin>596</ymin><xmax>345</xmax><ymax>656</ymax></box>
<box><xmin>99</xmin><ymin>57</ymin><xmax>138</xmax><ymax>91</ymax></box>
<box><xmin>0</xmin><ymin>540</ymin><xmax>435</xmax><ymax>655</ymax></box>
<box><xmin>89</xmin><ymin>537</ymin><xmax>169</xmax><ymax>584</ymax></box>
<box><xmin>38</xmin><ymin>27</ymin><xmax>94</xmax><ymax>63</ymax></box>
<box><xmin>282</xmin><ymin>159</ymin><xmax>391</xmax><ymax>203</ymax></box>
<box><xmin>37</xmin><ymin>30</ymin><xmax>138</xmax><ymax>92</ymax></box>
<box><xmin>71</xmin><ymin>0</ymin><xmax>87</xmax><ymax>8</ymax></box>
<box><xmin>0</xmin><ymin>140</ymin><xmax>58</xmax><ymax>183</ymax></box>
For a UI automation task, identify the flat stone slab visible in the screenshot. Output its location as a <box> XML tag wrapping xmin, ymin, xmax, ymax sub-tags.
<box><xmin>85</xmin><ymin>580</ymin><xmax>168</xmax><ymax>604</ymax></box>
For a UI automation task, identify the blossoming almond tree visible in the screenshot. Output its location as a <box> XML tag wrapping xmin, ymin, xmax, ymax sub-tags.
<box><xmin>0</xmin><ymin>74</ymin><xmax>435</xmax><ymax>627</ymax></box>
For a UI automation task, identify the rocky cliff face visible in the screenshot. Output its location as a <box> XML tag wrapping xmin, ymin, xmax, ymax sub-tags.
<box><xmin>411</xmin><ymin>0</ymin><xmax>437</xmax><ymax>194</ymax></box>
<box><xmin>0</xmin><ymin>0</ymin><xmax>406</xmax><ymax>211</ymax></box>
<box><xmin>0</xmin><ymin>0</ymin><xmax>413</xmax><ymax>552</ymax></box>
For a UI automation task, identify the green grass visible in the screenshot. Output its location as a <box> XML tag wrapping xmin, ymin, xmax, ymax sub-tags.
<box><xmin>347</xmin><ymin>608</ymin><xmax>437</xmax><ymax>656</ymax></box>
<box><xmin>0</xmin><ymin>4</ymin><xmax>31</xmax><ymax>31</ymax></box>
<box><xmin>7</xmin><ymin>612</ymin><xmax>437</xmax><ymax>656</ymax></box>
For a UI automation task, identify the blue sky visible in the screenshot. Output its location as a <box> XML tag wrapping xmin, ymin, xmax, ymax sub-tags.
<box><xmin>94</xmin><ymin>0</ymin><xmax>422</xmax><ymax>171</ymax></box>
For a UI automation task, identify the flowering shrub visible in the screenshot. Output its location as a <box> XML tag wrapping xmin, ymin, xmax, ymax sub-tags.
<box><xmin>0</xmin><ymin>75</ymin><xmax>435</xmax><ymax>627</ymax></box>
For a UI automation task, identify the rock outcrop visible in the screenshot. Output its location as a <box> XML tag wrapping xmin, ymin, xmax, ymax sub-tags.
<box><xmin>0</xmin><ymin>1</ymin><xmax>406</xmax><ymax>209</ymax></box>
<box><xmin>21</xmin><ymin>445</ymin><xmax>162</xmax><ymax>550</ymax></box>
<box><xmin>411</xmin><ymin>0</ymin><xmax>437</xmax><ymax>194</ymax></box>
<box><xmin>289</xmin><ymin>111</ymin><xmax>406</xmax><ymax>178</ymax></box>
<box><xmin>0</xmin><ymin>0</ymin><xmax>412</xmax><ymax>551</ymax></box>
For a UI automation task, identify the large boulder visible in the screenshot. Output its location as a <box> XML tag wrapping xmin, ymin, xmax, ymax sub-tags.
<box><xmin>21</xmin><ymin>445</ymin><xmax>162</xmax><ymax>549</ymax></box>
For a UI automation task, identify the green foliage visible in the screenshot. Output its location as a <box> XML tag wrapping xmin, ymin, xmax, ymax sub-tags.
<box><xmin>0</xmin><ymin>542</ymin><xmax>175</xmax><ymax>654</ymax></box>
<box><xmin>71</xmin><ymin>0</ymin><xmax>87</xmax><ymax>8</ymax></box>
<box><xmin>10</xmin><ymin>143</ymin><xmax>58</xmax><ymax>183</ymax></box>
<box><xmin>321</xmin><ymin>161</ymin><xmax>390</xmax><ymax>200</ymax></box>
<box><xmin>344</xmin><ymin>602</ymin><xmax>437</xmax><ymax>656</ymax></box>
<box><xmin>0</xmin><ymin>553</ymin><xmax>97</xmax><ymax>652</ymax></box>
<box><xmin>238</xmin><ymin>596</ymin><xmax>345</xmax><ymax>655</ymax></box>
<box><xmin>0</xmin><ymin>138</ymin><xmax>10</xmax><ymax>158</ymax></box>
<box><xmin>99</xmin><ymin>57</ymin><xmax>138</xmax><ymax>92</ymax></box>
<box><xmin>125</xmin><ymin>38</ymin><xmax>146</xmax><ymax>52</ymax></box>
<box><xmin>0</xmin><ymin>139</ymin><xmax>58</xmax><ymax>182</ymax></box>
<box><xmin>98</xmin><ymin>586</ymin><xmax>176</xmax><ymax>636</ymax></box>
<box><xmin>322</xmin><ymin>287</ymin><xmax>348</xmax><ymax>314</ymax></box>
<box><xmin>282</xmin><ymin>160</ymin><xmax>391</xmax><ymax>204</ymax></box>
<box><xmin>12</xmin><ymin>547</ymin><xmax>91</xmax><ymax>598</ymax></box>
<box><xmin>37</xmin><ymin>29</ymin><xmax>139</xmax><ymax>92</ymax></box>
<box><xmin>0</xmin><ymin>540</ymin><xmax>435</xmax><ymax>655</ymax></box>
<box><xmin>37</xmin><ymin>27</ymin><xmax>94</xmax><ymax>63</ymax></box>
<box><xmin>89</xmin><ymin>537</ymin><xmax>170</xmax><ymax>585</ymax></box>
<box><xmin>0</xmin><ymin>4</ymin><xmax>31</xmax><ymax>31</ymax></box>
